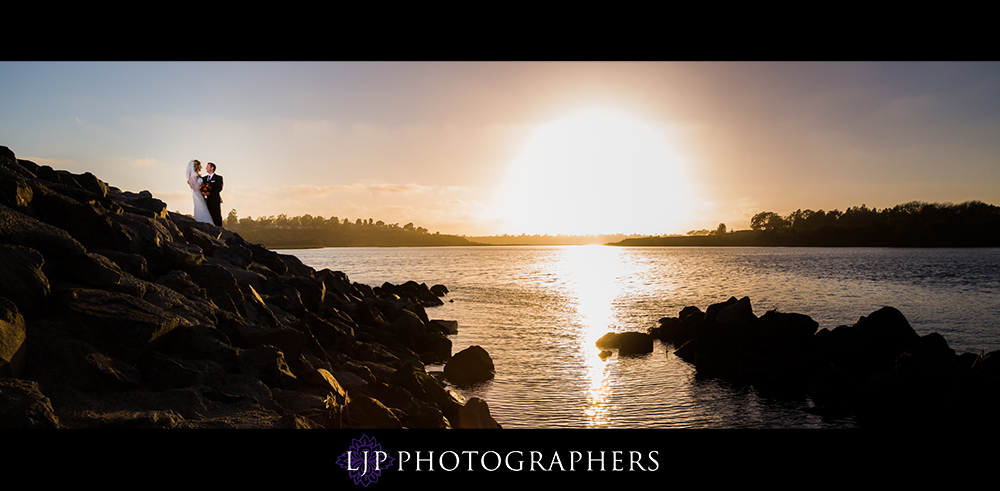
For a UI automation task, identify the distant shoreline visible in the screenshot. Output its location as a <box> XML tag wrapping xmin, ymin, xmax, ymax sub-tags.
<box><xmin>608</xmin><ymin>228</ymin><xmax>1000</xmax><ymax>248</ymax></box>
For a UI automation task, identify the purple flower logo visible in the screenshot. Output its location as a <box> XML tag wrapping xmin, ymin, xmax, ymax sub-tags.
<box><xmin>336</xmin><ymin>435</ymin><xmax>395</xmax><ymax>486</ymax></box>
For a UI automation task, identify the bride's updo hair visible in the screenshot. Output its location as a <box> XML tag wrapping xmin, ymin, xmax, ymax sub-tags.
<box><xmin>192</xmin><ymin>159</ymin><xmax>202</xmax><ymax>171</ymax></box>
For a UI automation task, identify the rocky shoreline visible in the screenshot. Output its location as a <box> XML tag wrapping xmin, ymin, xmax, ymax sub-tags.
<box><xmin>649</xmin><ymin>296</ymin><xmax>1000</xmax><ymax>428</ymax></box>
<box><xmin>0</xmin><ymin>145</ymin><xmax>498</xmax><ymax>429</ymax></box>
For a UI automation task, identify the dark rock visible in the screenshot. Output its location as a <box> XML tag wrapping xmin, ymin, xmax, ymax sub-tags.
<box><xmin>704</xmin><ymin>296</ymin><xmax>740</xmax><ymax>324</ymax></box>
<box><xmin>715</xmin><ymin>296</ymin><xmax>755</xmax><ymax>327</ymax></box>
<box><xmin>55</xmin><ymin>288</ymin><xmax>183</xmax><ymax>364</ymax></box>
<box><xmin>596</xmin><ymin>331</ymin><xmax>654</xmax><ymax>356</ymax></box>
<box><xmin>247</xmin><ymin>243</ymin><xmax>287</xmax><ymax>275</ymax></box>
<box><xmin>444</xmin><ymin>345</ymin><xmax>495</xmax><ymax>385</ymax></box>
<box><xmin>299</xmin><ymin>368</ymin><xmax>348</xmax><ymax>403</ymax></box>
<box><xmin>241</xmin><ymin>344</ymin><xmax>298</xmax><ymax>390</ymax></box>
<box><xmin>112</xmin><ymin>190</ymin><xmax>169</xmax><ymax>219</ymax></box>
<box><xmin>428</xmin><ymin>319</ymin><xmax>458</xmax><ymax>335</ymax></box>
<box><xmin>292</xmin><ymin>312</ymin><xmax>357</xmax><ymax>357</ymax></box>
<box><xmin>0</xmin><ymin>378</ymin><xmax>62</xmax><ymax>428</ymax></box>
<box><xmin>344</xmin><ymin>395</ymin><xmax>403</xmax><ymax>429</ymax></box>
<box><xmin>40</xmin><ymin>337</ymin><xmax>143</xmax><ymax>393</ymax></box>
<box><xmin>61</xmin><ymin>251</ymin><xmax>126</xmax><ymax>289</ymax></box>
<box><xmin>391</xmin><ymin>364</ymin><xmax>463</xmax><ymax>423</ymax></box>
<box><xmin>665</xmin><ymin>297</ymin><xmax>1000</xmax><ymax>428</ymax></box>
<box><xmin>92</xmin><ymin>249</ymin><xmax>153</xmax><ymax>281</ymax></box>
<box><xmin>0</xmin><ymin>203</ymin><xmax>88</xmax><ymax>260</ymax></box>
<box><xmin>650</xmin><ymin>306</ymin><xmax>703</xmax><ymax>346</ymax></box>
<box><xmin>421</xmin><ymin>330</ymin><xmax>452</xmax><ymax>363</ymax></box>
<box><xmin>137</xmin><ymin>351</ymin><xmax>205</xmax><ymax>391</ymax></box>
<box><xmin>0</xmin><ymin>164</ymin><xmax>35</xmax><ymax>210</ymax></box>
<box><xmin>618</xmin><ymin>332</ymin><xmax>654</xmax><ymax>356</ymax></box>
<box><xmin>0</xmin><ymin>299</ymin><xmax>27</xmax><ymax>378</ymax></box>
<box><xmin>283</xmin><ymin>275</ymin><xmax>325</xmax><ymax>313</ymax></box>
<box><xmin>457</xmin><ymin>397</ymin><xmax>502</xmax><ymax>429</ymax></box>
<box><xmin>0</xmin><ymin>244</ymin><xmax>50</xmax><ymax>315</ymax></box>
<box><xmin>679</xmin><ymin>306</ymin><xmax>703</xmax><ymax>320</ymax></box>
<box><xmin>214</xmin><ymin>244</ymin><xmax>254</xmax><ymax>270</ymax></box>
<box><xmin>186</xmin><ymin>227</ymin><xmax>226</xmax><ymax>256</ymax></box>
<box><xmin>357</xmin><ymin>379</ymin><xmax>449</xmax><ymax>428</ymax></box>
<box><xmin>280</xmin><ymin>253</ymin><xmax>314</xmax><ymax>277</ymax></box>
<box><xmin>161</xmin><ymin>241</ymin><xmax>205</xmax><ymax>272</ymax></box>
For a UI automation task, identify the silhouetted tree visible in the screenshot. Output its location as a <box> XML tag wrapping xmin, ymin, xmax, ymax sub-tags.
<box><xmin>750</xmin><ymin>212</ymin><xmax>790</xmax><ymax>231</ymax></box>
<box><xmin>226</xmin><ymin>209</ymin><xmax>239</xmax><ymax>228</ymax></box>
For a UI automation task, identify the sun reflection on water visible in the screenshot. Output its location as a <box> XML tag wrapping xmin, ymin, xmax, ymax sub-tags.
<box><xmin>548</xmin><ymin>245</ymin><xmax>650</xmax><ymax>427</ymax></box>
<box><xmin>557</xmin><ymin>246</ymin><xmax>631</xmax><ymax>340</ymax></box>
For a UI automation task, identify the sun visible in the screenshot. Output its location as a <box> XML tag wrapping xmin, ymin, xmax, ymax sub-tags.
<box><xmin>494</xmin><ymin>107</ymin><xmax>695</xmax><ymax>236</ymax></box>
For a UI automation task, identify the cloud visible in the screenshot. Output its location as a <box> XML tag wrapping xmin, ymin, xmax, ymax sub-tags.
<box><xmin>291</xmin><ymin>119</ymin><xmax>335</xmax><ymax>134</ymax></box>
<box><xmin>365</xmin><ymin>183</ymin><xmax>433</xmax><ymax>195</ymax></box>
<box><xmin>260</xmin><ymin>182</ymin><xmax>436</xmax><ymax>197</ymax></box>
<box><xmin>735</xmin><ymin>197</ymin><xmax>759</xmax><ymax>217</ymax></box>
<box><xmin>127</xmin><ymin>158</ymin><xmax>160</xmax><ymax>168</ymax></box>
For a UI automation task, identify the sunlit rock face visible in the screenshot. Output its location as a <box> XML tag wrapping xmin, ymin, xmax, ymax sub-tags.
<box><xmin>0</xmin><ymin>145</ymin><xmax>482</xmax><ymax>429</ymax></box>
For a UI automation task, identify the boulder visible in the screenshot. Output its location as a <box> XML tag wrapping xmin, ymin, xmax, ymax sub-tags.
<box><xmin>444</xmin><ymin>345</ymin><xmax>495</xmax><ymax>385</ymax></box>
<box><xmin>300</xmin><ymin>368</ymin><xmax>348</xmax><ymax>403</ymax></box>
<box><xmin>596</xmin><ymin>331</ymin><xmax>654</xmax><ymax>356</ymax></box>
<box><xmin>0</xmin><ymin>299</ymin><xmax>27</xmax><ymax>378</ymax></box>
<box><xmin>715</xmin><ymin>296</ymin><xmax>755</xmax><ymax>327</ymax></box>
<box><xmin>0</xmin><ymin>244</ymin><xmax>50</xmax><ymax>315</ymax></box>
<box><xmin>55</xmin><ymin>288</ymin><xmax>184</xmax><ymax>364</ymax></box>
<box><xmin>457</xmin><ymin>397</ymin><xmax>502</xmax><ymax>429</ymax></box>
<box><xmin>428</xmin><ymin>319</ymin><xmax>458</xmax><ymax>335</ymax></box>
<box><xmin>0</xmin><ymin>378</ymin><xmax>62</xmax><ymax>428</ymax></box>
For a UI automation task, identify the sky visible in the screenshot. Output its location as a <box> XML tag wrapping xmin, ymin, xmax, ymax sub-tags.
<box><xmin>2</xmin><ymin>61</ymin><xmax>999</xmax><ymax>237</ymax></box>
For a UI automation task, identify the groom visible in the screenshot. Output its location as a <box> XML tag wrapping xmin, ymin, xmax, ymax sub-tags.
<box><xmin>203</xmin><ymin>162</ymin><xmax>224</xmax><ymax>227</ymax></box>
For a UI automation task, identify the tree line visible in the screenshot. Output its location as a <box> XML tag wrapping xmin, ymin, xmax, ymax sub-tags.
<box><xmin>612</xmin><ymin>200</ymin><xmax>1000</xmax><ymax>247</ymax></box>
<box><xmin>224</xmin><ymin>211</ymin><xmax>474</xmax><ymax>248</ymax></box>
<box><xmin>747</xmin><ymin>201</ymin><xmax>1000</xmax><ymax>246</ymax></box>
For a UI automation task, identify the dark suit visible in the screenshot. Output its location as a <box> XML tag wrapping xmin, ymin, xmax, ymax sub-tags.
<box><xmin>203</xmin><ymin>173</ymin><xmax>224</xmax><ymax>226</ymax></box>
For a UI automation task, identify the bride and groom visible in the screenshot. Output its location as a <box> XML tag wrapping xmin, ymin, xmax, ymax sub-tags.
<box><xmin>185</xmin><ymin>159</ymin><xmax>224</xmax><ymax>226</ymax></box>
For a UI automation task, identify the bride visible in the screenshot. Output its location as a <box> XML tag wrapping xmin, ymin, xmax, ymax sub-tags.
<box><xmin>185</xmin><ymin>159</ymin><xmax>214</xmax><ymax>224</ymax></box>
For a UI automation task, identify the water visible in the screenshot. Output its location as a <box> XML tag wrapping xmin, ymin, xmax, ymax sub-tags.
<box><xmin>286</xmin><ymin>246</ymin><xmax>1000</xmax><ymax>429</ymax></box>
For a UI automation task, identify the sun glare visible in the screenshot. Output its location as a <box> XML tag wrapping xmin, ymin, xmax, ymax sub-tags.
<box><xmin>494</xmin><ymin>107</ymin><xmax>694</xmax><ymax>236</ymax></box>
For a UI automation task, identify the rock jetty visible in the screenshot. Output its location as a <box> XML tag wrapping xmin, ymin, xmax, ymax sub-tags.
<box><xmin>651</xmin><ymin>296</ymin><xmax>1000</xmax><ymax>428</ymax></box>
<box><xmin>0</xmin><ymin>145</ymin><xmax>500</xmax><ymax>429</ymax></box>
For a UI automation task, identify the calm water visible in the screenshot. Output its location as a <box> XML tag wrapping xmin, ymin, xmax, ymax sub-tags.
<box><xmin>287</xmin><ymin>246</ymin><xmax>1000</xmax><ymax>429</ymax></box>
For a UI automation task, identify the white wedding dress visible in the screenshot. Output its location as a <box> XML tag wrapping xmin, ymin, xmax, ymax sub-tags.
<box><xmin>186</xmin><ymin>160</ymin><xmax>214</xmax><ymax>224</ymax></box>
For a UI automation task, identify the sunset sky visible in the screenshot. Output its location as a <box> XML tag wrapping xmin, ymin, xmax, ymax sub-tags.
<box><xmin>2</xmin><ymin>62</ymin><xmax>998</xmax><ymax>236</ymax></box>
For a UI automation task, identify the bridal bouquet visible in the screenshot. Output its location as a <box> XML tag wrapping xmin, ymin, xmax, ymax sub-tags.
<box><xmin>199</xmin><ymin>182</ymin><xmax>212</xmax><ymax>196</ymax></box>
